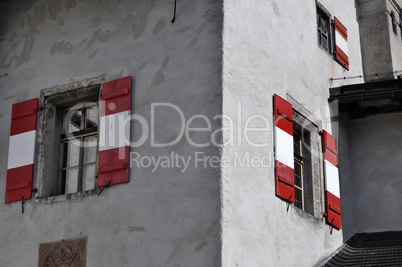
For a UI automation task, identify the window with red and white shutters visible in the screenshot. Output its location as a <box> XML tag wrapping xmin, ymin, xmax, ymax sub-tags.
<box><xmin>98</xmin><ymin>76</ymin><xmax>132</xmax><ymax>187</ymax></box>
<box><xmin>6</xmin><ymin>98</ymin><xmax>38</xmax><ymax>203</ymax></box>
<box><xmin>273</xmin><ymin>95</ymin><xmax>295</xmax><ymax>203</ymax></box>
<box><xmin>322</xmin><ymin>130</ymin><xmax>342</xmax><ymax>229</ymax></box>
<box><xmin>333</xmin><ymin>17</ymin><xmax>349</xmax><ymax>70</ymax></box>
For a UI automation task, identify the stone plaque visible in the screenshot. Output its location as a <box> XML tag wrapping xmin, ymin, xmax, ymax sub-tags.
<box><xmin>38</xmin><ymin>237</ymin><xmax>87</xmax><ymax>267</ymax></box>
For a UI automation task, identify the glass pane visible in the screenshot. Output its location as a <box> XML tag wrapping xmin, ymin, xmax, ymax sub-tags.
<box><xmin>67</xmin><ymin>139</ymin><xmax>81</xmax><ymax>167</ymax></box>
<box><xmin>295</xmin><ymin>188</ymin><xmax>303</xmax><ymax>209</ymax></box>
<box><xmin>294</xmin><ymin>162</ymin><xmax>302</xmax><ymax>187</ymax></box>
<box><xmin>317</xmin><ymin>30</ymin><xmax>321</xmax><ymax>45</ymax></box>
<box><xmin>321</xmin><ymin>17</ymin><xmax>327</xmax><ymax>33</ymax></box>
<box><xmin>322</xmin><ymin>35</ymin><xmax>327</xmax><ymax>50</ymax></box>
<box><xmin>65</xmin><ymin>167</ymin><xmax>79</xmax><ymax>194</ymax></box>
<box><xmin>86</xmin><ymin>105</ymin><xmax>98</xmax><ymax>129</ymax></box>
<box><xmin>83</xmin><ymin>163</ymin><xmax>96</xmax><ymax>191</ymax></box>
<box><xmin>84</xmin><ymin>136</ymin><xmax>97</xmax><ymax>164</ymax></box>
<box><xmin>65</xmin><ymin>108</ymin><xmax>82</xmax><ymax>133</ymax></box>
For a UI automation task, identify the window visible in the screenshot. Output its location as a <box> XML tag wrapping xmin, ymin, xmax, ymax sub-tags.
<box><xmin>293</xmin><ymin>118</ymin><xmax>314</xmax><ymax>215</ymax></box>
<box><xmin>60</xmin><ymin>102</ymin><xmax>99</xmax><ymax>194</ymax></box>
<box><xmin>273</xmin><ymin>95</ymin><xmax>323</xmax><ymax>219</ymax></box>
<box><xmin>317</xmin><ymin>4</ymin><xmax>331</xmax><ymax>52</ymax></box>
<box><xmin>36</xmin><ymin>82</ymin><xmax>102</xmax><ymax>198</ymax></box>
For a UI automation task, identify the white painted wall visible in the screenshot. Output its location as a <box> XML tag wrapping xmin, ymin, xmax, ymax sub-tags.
<box><xmin>221</xmin><ymin>0</ymin><xmax>364</xmax><ymax>265</ymax></box>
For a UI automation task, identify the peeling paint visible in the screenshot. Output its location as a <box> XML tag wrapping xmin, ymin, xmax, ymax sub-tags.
<box><xmin>50</xmin><ymin>40</ymin><xmax>75</xmax><ymax>56</ymax></box>
<box><xmin>87</xmin><ymin>48</ymin><xmax>99</xmax><ymax>60</ymax></box>
<box><xmin>47</xmin><ymin>1</ymin><xmax>63</xmax><ymax>21</ymax></box>
<box><xmin>4</xmin><ymin>95</ymin><xmax>15</xmax><ymax>101</ymax></box>
<box><xmin>82</xmin><ymin>29</ymin><xmax>111</xmax><ymax>50</ymax></box>
<box><xmin>153</xmin><ymin>18</ymin><xmax>167</xmax><ymax>35</ymax></box>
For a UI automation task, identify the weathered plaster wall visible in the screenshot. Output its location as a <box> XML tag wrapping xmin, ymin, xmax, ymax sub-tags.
<box><xmin>0</xmin><ymin>0</ymin><xmax>222</xmax><ymax>266</ymax></box>
<box><xmin>221</xmin><ymin>0</ymin><xmax>364</xmax><ymax>266</ymax></box>
<box><xmin>348</xmin><ymin>112</ymin><xmax>402</xmax><ymax>234</ymax></box>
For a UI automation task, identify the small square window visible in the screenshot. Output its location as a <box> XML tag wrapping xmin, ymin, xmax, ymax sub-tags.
<box><xmin>316</xmin><ymin>3</ymin><xmax>331</xmax><ymax>53</ymax></box>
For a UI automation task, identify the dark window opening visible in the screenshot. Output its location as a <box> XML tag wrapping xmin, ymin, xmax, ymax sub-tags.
<box><xmin>317</xmin><ymin>4</ymin><xmax>331</xmax><ymax>53</ymax></box>
<box><xmin>293</xmin><ymin>120</ymin><xmax>314</xmax><ymax>215</ymax></box>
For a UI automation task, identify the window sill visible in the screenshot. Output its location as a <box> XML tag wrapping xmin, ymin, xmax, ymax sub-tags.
<box><xmin>293</xmin><ymin>205</ymin><xmax>323</xmax><ymax>223</ymax></box>
<box><xmin>34</xmin><ymin>189</ymin><xmax>99</xmax><ymax>204</ymax></box>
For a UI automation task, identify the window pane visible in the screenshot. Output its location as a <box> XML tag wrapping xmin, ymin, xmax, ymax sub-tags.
<box><xmin>294</xmin><ymin>133</ymin><xmax>301</xmax><ymax>155</ymax></box>
<box><xmin>65</xmin><ymin>109</ymin><xmax>82</xmax><ymax>133</ymax></box>
<box><xmin>67</xmin><ymin>140</ymin><xmax>81</xmax><ymax>167</ymax></box>
<box><xmin>294</xmin><ymin>162</ymin><xmax>302</xmax><ymax>187</ymax></box>
<box><xmin>65</xmin><ymin>167</ymin><xmax>79</xmax><ymax>194</ymax></box>
<box><xmin>83</xmin><ymin>163</ymin><xmax>96</xmax><ymax>191</ymax></box>
<box><xmin>84</xmin><ymin>136</ymin><xmax>97</xmax><ymax>164</ymax></box>
<box><xmin>86</xmin><ymin>105</ymin><xmax>98</xmax><ymax>129</ymax></box>
<box><xmin>321</xmin><ymin>17</ymin><xmax>327</xmax><ymax>33</ymax></box>
<box><xmin>295</xmin><ymin>188</ymin><xmax>303</xmax><ymax>209</ymax></box>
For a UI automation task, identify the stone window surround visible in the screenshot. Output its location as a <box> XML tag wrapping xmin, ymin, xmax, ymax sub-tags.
<box><xmin>287</xmin><ymin>94</ymin><xmax>325</xmax><ymax>221</ymax></box>
<box><xmin>34</xmin><ymin>76</ymin><xmax>104</xmax><ymax>203</ymax></box>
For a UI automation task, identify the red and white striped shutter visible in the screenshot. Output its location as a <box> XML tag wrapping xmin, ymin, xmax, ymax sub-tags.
<box><xmin>273</xmin><ymin>95</ymin><xmax>295</xmax><ymax>203</ymax></box>
<box><xmin>322</xmin><ymin>130</ymin><xmax>342</xmax><ymax>229</ymax></box>
<box><xmin>5</xmin><ymin>98</ymin><xmax>38</xmax><ymax>203</ymax></box>
<box><xmin>333</xmin><ymin>17</ymin><xmax>349</xmax><ymax>70</ymax></box>
<box><xmin>98</xmin><ymin>76</ymin><xmax>131</xmax><ymax>187</ymax></box>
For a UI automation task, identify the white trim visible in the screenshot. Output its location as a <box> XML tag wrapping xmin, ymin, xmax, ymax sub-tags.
<box><xmin>275</xmin><ymin>127</ymin><xmax>294</xmax><ymax>169</ymax></box>
<box><xmin>7</xmin><ymin>130</ymin><xmax>36</xmax><ymax>169</ymax></box>
<box><xmin>335</xmin><ymin>30</ymin><xmax>348</xmax><ymax>56</ymax></box>
<box><xmin>324</xmin><ymin>160</ymin><xmax>340</xmax><ymax>198</ymax></box>
<box><xmin>99</xmin><ymin>110</ymin><xmax>131</xmax><ymax>151</ymax></box>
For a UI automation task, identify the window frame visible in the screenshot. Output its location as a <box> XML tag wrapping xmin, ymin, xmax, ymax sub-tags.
<box><xmin>59</xmin><ymin>102</ymin><xmax>99</xmax><ymax>195</ymax></box>
<box><xmin>316</xmin><ymin>2</ymin><xmax>332</xmax><ymax>54</ymax></box>
<box><xmin>288</xmin><ymin>97</ymin><xmax>325</xmax><ymax>220</ymax></box>
<box><xmin>34</xmin><ymin>78</ymin><xmax>103</xmax><ymax>201</ymax></box>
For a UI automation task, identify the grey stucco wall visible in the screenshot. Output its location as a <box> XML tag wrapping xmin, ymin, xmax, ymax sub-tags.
<box><xmin>221</xmin><ymin>0</ymin><xmax>364</xmax><ymax>266</ymax></box>
<box><xmin>347</xmin><ymin>112</ymin><xmax>402</xmax><ymax>234</ymax></box>
<box><xmin>0</xmin><ymin>0</ymin><xmax>222</xmax><ymax>266</ymax></box>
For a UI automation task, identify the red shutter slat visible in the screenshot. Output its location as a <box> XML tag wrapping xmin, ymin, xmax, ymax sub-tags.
<box><xmin>10</xmin><ymin>98</ymin><xmax>38</xmax><ymax>136</ymax></box>
<box><xmin>322</xmin><ymin>130</ymin><xmax>342</xmax><ymax>229</ymax></box>
<box><xmin>333</xmin><ymin>17</ymin><xmax>349</xmax><ymax>70</ymax></box>
<box><xmin>274</xmin><ymin>95</ymin><xmax>295</xmax><ymax>203</ymax></box>
<box><xmin>6</xmin><ymin>98</ymin><xmax>38</xmax><ymax>204</ymax></box>
<box><xmin>98</xmin><ymin>76</ymin><xmax>131</xmax><ymax>187</ymax></box>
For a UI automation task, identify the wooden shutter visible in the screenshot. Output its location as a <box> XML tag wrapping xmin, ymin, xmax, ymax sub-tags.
<box><xmin>274</xmin><ymin>95</ymin><xmax>295</xmax><ymax>203</ymax></box>
<box><xmin>322</xmin><ymin>130</ymin><xmax>342</xmax><ymax>229</ymax></box>
<box><xmin>98</xmin><ymin>76</ymin><xmax>132</xmax><ymax>187</ymax></box>
<box><xmin>333</xmin><ymin>17</ymin><xmax>349</xmax><ymax>70</ymax></box>
<box><xmin>6</xmin><ymin>98</ymin><xmax>38</xmax><ymax>203</ymax></box>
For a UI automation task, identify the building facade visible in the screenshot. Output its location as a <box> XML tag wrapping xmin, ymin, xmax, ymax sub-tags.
<box><xmin>0</xmin><ymin>0</ymin><xmax>400</xmax><ymax>266</ymax></box>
